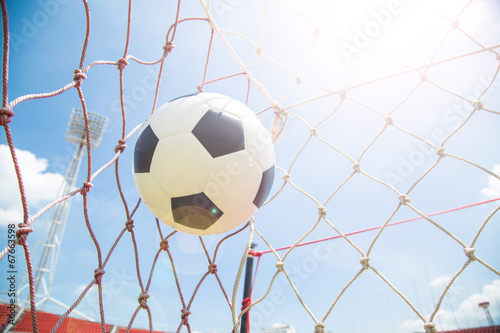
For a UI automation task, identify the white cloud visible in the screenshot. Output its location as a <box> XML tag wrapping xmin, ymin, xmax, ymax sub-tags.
<box><xmin>481</xmin><ymin>164</ymin><xmax>500</xmax><ymax>198</ymax></box>
<box><xmin>453</xmin><ymin>279</ymin><xmax>500</xmax><ymax>321</ymax></box>
<box><xmin>399</xmin><ymin>279</ymin><xmax>500</xmax><ymax>332</ymax></box>
<box><xmin>0</xmin><ymin>144</ymin><xmax>65</xmax><ymax>227</ymax></box>
<box><xmin>430</xmin><ymin>275</ymin><xmax>453</xmax><ymax>288</ymax></box>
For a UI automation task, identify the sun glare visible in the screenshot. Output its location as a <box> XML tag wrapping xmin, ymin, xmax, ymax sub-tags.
<box><xmin>313</xmin><ymin>0</ymin><xmax>479</xmax><ymax>67</ymax></box>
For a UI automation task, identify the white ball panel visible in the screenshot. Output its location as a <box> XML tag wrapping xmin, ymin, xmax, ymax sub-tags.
<box><xmin>198</xmin><ymin>92</ymin><xmax>254</xmax><ymax>119</ymax></box>
<box><xmin>242</xmin><ymin>116</ymin><xmax>275</xmax><ymax>171</ymax></box>
<box><xmin>133</xmin><ymin>173</ymin><xmax>172</xmax><ymax>222</ymax></box>
<box><xmin>150</xmin><ymin>133</ymin><xmax>213</xmax><ymax>197</ymax></box>
<box><xmin>204</xmin><ymin>151</ymin><xmax>262</xmax><ymax>212</ymax></box>
<box><xmin>149</xmin><ymin>95</ymin><xmax>208</xmax><ymax>139</ymax></box>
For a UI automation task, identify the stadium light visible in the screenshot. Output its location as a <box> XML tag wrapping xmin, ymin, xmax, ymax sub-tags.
<box><xmin>65</xmin><ymin>108</ymin><xmax>108</xmax><ymax>148</ymax></box>
<box><xmin>478</xmin><ymin>301</ymin><xmax>495</xmax><ymax>327</ymax></box>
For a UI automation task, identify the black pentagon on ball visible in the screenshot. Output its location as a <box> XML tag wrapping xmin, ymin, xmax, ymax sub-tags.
<box><xmin>192</xmin><ymin>109</ymin><xmax>244</xmax><ymax>158</ymax></box>
<box><xmin>253</xmin><ymin>166</ymin><xmax>275</xmax><ymax>208</ymax></box>
<box><xmin>171</xmin><ymin>192</ymin><xmax>224</xmax><ymax>230</ymax></box>
<box><xmin>134</xmin><ymin>125</ymin><xmax>159</xmax><ymax>173</ymax></box>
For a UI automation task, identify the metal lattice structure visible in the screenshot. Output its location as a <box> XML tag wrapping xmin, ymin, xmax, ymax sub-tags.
<box><xmin>9</xmin><ymin>109</ymin><xmax>107</xmax><ymax>330</ymax></box>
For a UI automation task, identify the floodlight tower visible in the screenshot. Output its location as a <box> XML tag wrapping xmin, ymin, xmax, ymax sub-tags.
<box><xmin>16</xmin><ymin>108</ymin><xmax>107</xmax><ymax>319</ymax></box>
<box><xmin>478</xmin><ymin>302</ymin><xmax>495</xmax><ymax>327</ymax></box>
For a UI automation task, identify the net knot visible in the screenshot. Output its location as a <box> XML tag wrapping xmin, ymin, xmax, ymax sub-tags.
<box><xmin>138</xmin><ymin>292</ymin><xmax>149</xmax><ymax>309</ymax></box>
<box><xmin>451</xmin><ymin>20</ymin><xmax>459</xmax><ymax>29</ymax></box>
<box><xmin>273</xmin><ymin>102</ymin><xmax>287</xmax><ymax>118</ymax></box>
<box><xmin>275</xmin><ymin>261</ymin><xmax>285</xmax><ymax>272</ymax></box>
<box><xmin>464</xmin><ymin>247</ymin><xmax>476</xmax><ymax>261</ymax></box>
<box><xmin>160</xmin><ymin>239</ymin><xmax>169</xmax><ymax>251</ymax></box>
<box><xmin>496</xmin><ymin>53</ymin><xmax>500</xmax><ymax>61</ymax></box>
<box><xmin>125</xmin><ymin>219</ymin><xmax>134</xmax><ymax>232</ymax></box>
<box><xmin>163</xmin><ymin>41</ymin><xmax>175</xmax><ymax>53</ymax></box>
<box><xmin>399</xmin><ymin>194</ymin><xmax>411</xmax><ymax>205</ymax></box>
<box><xmin>311</xmin><ymin>128</ymin><xmax>319</xmax><ymax>137</ymax></box>
<box><xmin>241</xmin><ymin>297</ymin><xmax>251</xmax><ymax>310</ymax></box>
<box><xmin>314</xmin><ymin>27</ymin><xmax>321</xmax><ymax>37</ymax></box>
<box><xmin>385</xmin><ymin>116</ymin><xmax>393</xmax><ymax>125</ymax></box>
<box><xmin>420</xmin><ymin>72</ymin><xmax>427</xmax><ymax>81</ymax></box>
<box><xmin>360</xmin><ymin>257</ymin><xmax>370</xmax><ymax>270</ymax></box>
<box><xmin>180</xmin><ymin>308</ymin><xmax>191</xmax><ymax>324</ymax></box>
<box><xmin>244</xmin><ymin>70</ymin><xmax>253</xmax><ymax>80</ymax></box>
<box><xmin>208</xmin><ymin>20</ymin><xmax>216</xmax><ymax>31</ymax></box>
<box><xmin>353</xmin><ymin>163</ymin><xmax>361</xmax><ymax>173</ymax></box>
<box><xmin>208</xmin><ymin>263</ymin><xmax>218</xmax><ymax>274</ymax></box>
<box><xmin>93</xmin><ymin>268</ymin><xmax>105</xmax><ymax>284</ymax></box>
<box><xmin>114</xmin><ymin>139</ymin><xmax>127</xmax><ymax>153</ymax></box>
<box><xmin>282</xmin><ymin>173</ymin><xmax>290</xmax><ymax>182</ymax></box>
<box><xmin>339</xmin><ymin>91</ymin><xmax>347</xmax><ymax>100</ymax></box>
<box><xmin>314</xmin><ymin>322</ymin><xmax>325</xmax><ymax>333</ymax></box>
<box><xmin>256</xmin><ymin>46</ymin><xmax>263</xmax><ymax>55</ymax></box>
<box><xmin>197</xmin><ymin>84</ymin><xmax>204</xmax><ymax>93</ymax></box>
<box><xmin>318</xmin><ymin>206</ymin><xmax>327</xmax><ymax>217</ymax></box>
<box><xmin>0</xmin><ymin>107</ymin><xmax>14</xmax><ymax>126</ymax></box>
<box><xmin>424</xmin><ymin>322</ymin><xmax>437</xmax><ymax>333</ymax></box>
<box><xmin>295</xmin><ymin>76</ymin><xmax>302</xmax><ymax>84</ymax></box>
<box><xmin>472</xmin><ymin>100</ymin><xmax>483</xmax><ymax>110</ymax></box>
<box><xmin>16</xmin><ymin>223</ymin><xmax>33</xmax><ymax>246</ymax></box>
<box><xmin>117</xmin><ymin>58</ymin><xmax>129</xmax><ymax>70</ymax></box>
<box><xmin>73</xmin><ymin>69</ymin><xmax>87</xmax><ymax>87</ymax></box>
<box><xmin>81</xmin><ymin>181</ymin><xmax>93</xmax><ymax>195</ymax></box>
<box><xmin>436</xmin><ymin>147</ymin><xmax>445</xmax><ymax>157</ymax></box>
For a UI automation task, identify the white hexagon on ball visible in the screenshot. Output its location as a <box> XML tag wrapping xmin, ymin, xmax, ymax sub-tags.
<box><xmin>132</xmin><ymin>93</ymin><xmax>275</xmax><ymax>235</ymax></box>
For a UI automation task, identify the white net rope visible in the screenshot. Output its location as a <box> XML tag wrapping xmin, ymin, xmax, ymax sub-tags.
<box><xmin>1</xmin><ymin>0</ymin><xmax>500</xmax><ymax>332</ymax></box>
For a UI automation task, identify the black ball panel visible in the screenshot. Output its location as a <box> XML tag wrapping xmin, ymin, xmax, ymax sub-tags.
<box><xmin>253</xmin><ymin>166</ymin><xmax>275</xmax><ymax>208</ymax></box>
<box><xmin>192</xmin><ymin>109</ymin><xmax>244</xmax><ymax>158</ymax></box>
<box><xmin>171</xmin><ymin>192</ymin><xmax>223</xmax><ymax>230</ymax></box>
<box><xmin>134</xmin><ymin>125</ymin><xmax>159</xmax><ymax>173</ymax></box>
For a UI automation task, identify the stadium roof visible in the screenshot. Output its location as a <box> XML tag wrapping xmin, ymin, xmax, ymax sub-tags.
<box><xmin>0</xmin><ymin>303</ymin><xmax>169</xmax><ymax>333</ymax></box>
<box><xmin>439</xmin><ymin>326</ymin><xmax>500</xmax><ymax>333</ymax></box>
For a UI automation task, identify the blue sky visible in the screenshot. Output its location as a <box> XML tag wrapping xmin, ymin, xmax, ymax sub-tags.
<box><xmin>1</xmin><ymin>0</ymin><xmax>500</xmax><ymax>332</ymax></box>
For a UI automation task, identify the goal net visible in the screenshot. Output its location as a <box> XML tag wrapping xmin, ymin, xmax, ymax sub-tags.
<box><xmin>1</xmin><ymin>0</ymin><xmax>500</xmax><ymax>332</ymax></box>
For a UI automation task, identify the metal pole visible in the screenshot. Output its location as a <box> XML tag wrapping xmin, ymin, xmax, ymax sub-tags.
<box><xmin>241</xmin><ymin>243</ymin><xmax>256</xmax><ymax>333</ymax></box>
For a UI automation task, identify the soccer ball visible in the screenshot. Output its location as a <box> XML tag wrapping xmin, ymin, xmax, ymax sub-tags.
<box><xmin>132</xmin><ymin>92</ymin><xmax>275</xmax><ymax>235</ymax></box>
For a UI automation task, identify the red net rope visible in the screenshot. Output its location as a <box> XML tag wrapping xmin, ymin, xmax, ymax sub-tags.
<box><xmin>0</xmin><ymin>0</ymin><xmax>245</xmax><ymax>332</ymax></box>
